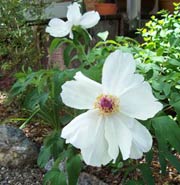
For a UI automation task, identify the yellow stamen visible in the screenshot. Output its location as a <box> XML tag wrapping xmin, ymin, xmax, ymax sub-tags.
<box><xmin>94</xmin><ymin>94</ymin><xmax>119</xmax><ymax>115</ymax></box>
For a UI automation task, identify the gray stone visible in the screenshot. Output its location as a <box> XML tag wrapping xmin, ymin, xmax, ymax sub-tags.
<box><xmin>0</xmin><ymin>125</ymin><xmax>38</xmax><ymax>167</ymax></box>
<box><xmin>78</xmin><ymin>172</ymin><xmax>108</xmax><ymax>185</ymax></box>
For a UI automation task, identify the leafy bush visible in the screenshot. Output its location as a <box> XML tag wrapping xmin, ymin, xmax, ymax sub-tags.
<box><xmin>0</xmin><ymin>0</ymin><xmax>45</xmax><ymax>73</ymax></box>
<box><xmin>135</xmin><ymin>3</ymin><xmax>180</xmax><ymax>180</ymax></box>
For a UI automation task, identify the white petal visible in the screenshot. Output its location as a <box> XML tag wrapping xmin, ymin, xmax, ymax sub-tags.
<box><xmin>129</xmin><ymin>119</ymin><xmax>152</xmax><ymax>159</ymax></box>
<box><xmin>104</xmin><ymin>114</ymin><xmax>132</xmax><ymax>161</ymax></box>
<box><xmin>61</xmin><ymin>110</ymin><xmax>111</xmax><ymax>167</ymax></box>
<box><xmin>81</xmin><ymin>116</ymin><xmax>111</xmax><ymax>166</ymax></box>
<box><xmin>129</xmin><ymin>142</ymin><xmax>143</xmax><ymax>159</ymax></box>
<box><xmin>81</xmin><ymin>142</ymin><xmax>111</xmax><ymax>167</ymax></box>
<box><xmin>46</xmin><ymin>18</ymin><xmax>71</xmax><ymax>37</ymax></box>
<box><xmin>80</xmin><ymin>11</ymin><xmax>100</xmax><ymax>29</ymax></box>
<box><xmin>67</xmin><ymin>2</ymin><xmax>82</xmax><ymax>25</ymax></box>
<box><xmin>61</xmin><ymin>72</ymin><xmax>102</xmax><ymax>110</ymax></box>
<box><xmin>117</xmin><ymin>73</ymin><xmax>144</xmax><ymax>96</ymax></box>
<box><xmin>102</xmin><ymin>50</ymin><xmax>136</xmax><ymax>95</ymax></box>
<box><xmin>120</xmin><ymin>82</ymin><xmax>163</xmax><ymax>120</ymax></box>
<box><xmin>61</xmin><ymin>110</ymin><xmax>99</xmax><ymax>148</ymax></box>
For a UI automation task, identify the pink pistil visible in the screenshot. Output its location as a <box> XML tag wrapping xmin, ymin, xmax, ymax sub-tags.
<box><xmin>100</xmin><ymin>97</ymin><xmax>113</xmax><ymax>111</ymax></box>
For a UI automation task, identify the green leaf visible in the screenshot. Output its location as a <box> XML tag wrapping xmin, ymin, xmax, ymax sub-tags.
<box><xmin>166</xmin><ymin>151</ymin><xmax>180</xmax><ymax>172</ymax></box>
<box><xmin>172</xmin><ymin>99</ymin><xmax>180</xmax><ymax>117</ymax></box>
<box><xmin>67</xmin><ymin>154</ymin><xmax>82</xmax><ymax>185</ymax></box>
<box><xmin>162</xmin><ymin>83</ymin><xmax>171</xmax><ymax>97</ymax></box>
<box><xmin>139</xmin><ymin>164</ymin><xmax>155</xmax><ymax>185</ymax></box>
<box><xmin>24</xmin><ymin>89</ymin><xmax>48</xmax><ymax>110</ymax></box>
<box><xmin>168</xmin><ymin>59</ymin><xmax>180</xmax><ymax>67</ymax></box>
<box><xmin>73</xmin><ymin>26</ymin><xmax>90</xmax><ymax>46</ymax></box>
<box><xmin>152</xmin><ymin>116</ymin><xmax>180</xmax><ymax>172</ymax></box>
<box><xmin>145</xmin><ymin>69</ymin><xmax>153</xmax><ymax>80</ymax></box>
<box><xmin>43</xmin><ymin>169</ymin><xmax>67</xmax><ymax>185</ymax></box>
<box><xmin>153</xmin><ymin>116</ymin><xmax>180</xmax><ymax>153</ymax></box>
<box><xmin>44</xmin><ymin>131</ymin><xmax>61</xmax><ymax>148</ymax></box>
<box><xmin>63</xmin><ymin>45</ymin><xmax>75</xmax><ymax>67</ymax></box>
<box><xmin>52</xmin><ymin>152</ymin><xmax>66</xmax><ymax>170</ymax></box>
<box><xmin>38</xmin><ymin>146</ymin><xmax>51</xmax><ymax>168</ymax></box>
<box><xmin>49</xmin><ymin>38</ymin><xmax>62</xmax><ymax>54</ymax></box>
<box><xmin>50</xmin><ymin>139</ymin><xmax>64</xmax><ymax>160</ymax></box>
<box><xmin>82</xmin><ymin>63</ymin><xmax>102</xmax><ymax>83</ymax></box>
<box><xmin>152</xmin><ymin>117</ymin><xmax>169</xmax><ymax>173</ymax></box>
<box><xmin>151</xmin><ymin>80</ymin><xmax>163</xmax><ymax>91</ymax></box>
<box><xmin>145</xmin><ymin>149</ymin><xmax>153</xmax><ymax>165</ymax></box>
<box><xmin>125</xmin><ymin>180</ymin><xmax>143</xmax><ymax>185</ymax></box>
<box><xmin>158</xmin><ymin>152</ymin><xmax>167</xmax><ymax>175</ymax></box>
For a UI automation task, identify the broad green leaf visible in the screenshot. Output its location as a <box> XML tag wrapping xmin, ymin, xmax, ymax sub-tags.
<box><xmin>43</xmin><ymin>169</ymin><xmax>67</xmax><ymax>185</ymax></box>
<box><xmin>153</xmin><ymin>116</ymin><xmax>180</xmax><ymax>152</ymax></box>
<box><xmin>152</xmin><ymin>117</ymin><xmax>169</xmax><ymax>173</ymax></box>
<box><xmin>38</xmin><ymin>146</ymin><xmax>51</xmax><ymax>168</ymax></box>
<box><xmin>67</xmin><ymin>154</ymin><xmax>82</xmax><ymax>185</ymax></box>
<box><xmin>51</xmin><ymin>139</ymin><xmax>64</xmax><ymax>160</ymax></box>
<box><xmin>152</xmin><ymin>116</ymin><xmax>180</xmax><ymax>173</ymax></box>
<box><xmin>162</xmin><ymin>83</ymin><xmax>171</xmax><ymax>97</ymax></box>
<box><xmin>145</xmin><ymin>149</ymin><xmax>153</xmax><ymax>165</ymax></box>
<box><xmin>168</xmin><ymin>59</ymin><xmax>180</xmax><ymax>67</ymax></box>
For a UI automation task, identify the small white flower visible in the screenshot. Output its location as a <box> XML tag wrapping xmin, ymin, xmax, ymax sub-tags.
<box><xmin>60</xmin><ymin>50</ymin><xmax>163</xmax><ymax>167</ymax></box>
<box><xmin>46</xmin><ymin>2</ymin><xmax>100</xmax><ymax>39</ymax></box>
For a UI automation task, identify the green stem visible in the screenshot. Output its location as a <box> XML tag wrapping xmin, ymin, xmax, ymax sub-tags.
<box><xmin>19</xmin><ymin>108</ymin><xmax>40</xmax><ymax>129</ymax></box>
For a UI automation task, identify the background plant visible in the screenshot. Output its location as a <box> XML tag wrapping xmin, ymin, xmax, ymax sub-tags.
<box><xmin>0</xmin><ymin>0</ymin><xmax>46</xmax><ymax>75</ymax></box>
<box><xmin>131</xmin><ymin>3</ymin><xmax>180</xmax><ymax>183</ymax></box>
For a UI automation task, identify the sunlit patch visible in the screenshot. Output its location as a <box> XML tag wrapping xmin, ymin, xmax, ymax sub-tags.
<box><xmin>0</xmin><ymin>91</ymin><xmax>8</xmax><ymax>104</ymax></box>
<box><xmin>94</xmin><ymin>94</ymin><xmax>119</xmax><ymax>115</ymax></box>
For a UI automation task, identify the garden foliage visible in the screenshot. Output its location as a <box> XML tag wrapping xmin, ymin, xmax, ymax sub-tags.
<box><xmin>9</xmin><ymin>3</ymin><xmax>180</xmax><ymax>185</ymax></box>
<box><xmin>0</xmin><ymin>0</ymin><xmax>45</xmax><ymax>73</ymax></box>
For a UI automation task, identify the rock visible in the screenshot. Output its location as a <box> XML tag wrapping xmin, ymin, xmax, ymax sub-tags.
<box><xmin>0</xmin><ymin>125</ymin><xmax>38</xmax><ymax>167</ymax></box>
<box><xmin>78</xmin><ymin>172</ymin><xmax>108</xmax><ymax>185</ymax></box>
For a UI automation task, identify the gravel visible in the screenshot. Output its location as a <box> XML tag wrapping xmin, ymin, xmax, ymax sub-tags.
<box><xmin>0</xmin><ymin>165</ymin><xmax>44</xmax><ymax>185</ymax></box>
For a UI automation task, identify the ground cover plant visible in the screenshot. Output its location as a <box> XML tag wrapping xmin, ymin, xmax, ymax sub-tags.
<box><xmin>9</xmin><ymin>2</ymin><xmax>180</xmax><ymax>185</ymax></box>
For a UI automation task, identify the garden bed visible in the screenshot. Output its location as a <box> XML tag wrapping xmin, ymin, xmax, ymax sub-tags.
<box><xmin>1</xmin><ymin>91</ymin><xmax>180</xmax><ymax>185</ymax></box>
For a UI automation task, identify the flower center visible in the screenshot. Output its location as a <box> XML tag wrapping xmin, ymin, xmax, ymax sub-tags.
<box><xmin>94</xmin><ymin>94</ymin><xmax>119</xmax><ymax>115</ymax></box>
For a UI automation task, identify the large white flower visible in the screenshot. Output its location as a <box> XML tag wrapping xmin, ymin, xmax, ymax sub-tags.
<box><xmin>46</xmin><ymin>2</ymin><xmax>100</xmax><ymax>39</ymax></box>
<box><xmin>60</xmin><ymin>50</ymin><xmax>163</xmax><ymax>167</ymax></box>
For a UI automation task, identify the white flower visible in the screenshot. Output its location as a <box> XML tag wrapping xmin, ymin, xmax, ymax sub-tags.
<box><xmin>60</xmin><ymin>50</ymin><xmax>163</xmax><ymax>167</ymax></box>
<box><xmin>46</xmin><ymin>2</ymin><xmax>100</xmax><ymax>39</ymax></box>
